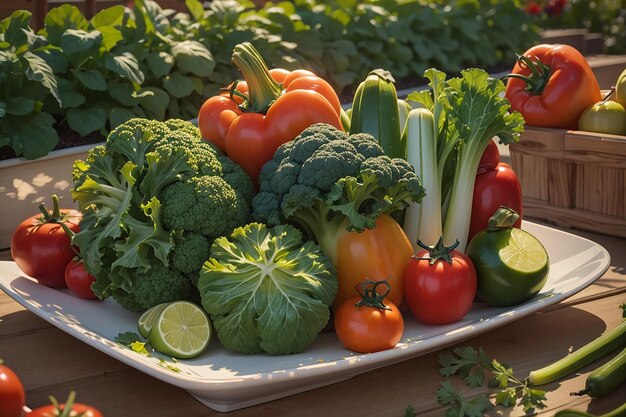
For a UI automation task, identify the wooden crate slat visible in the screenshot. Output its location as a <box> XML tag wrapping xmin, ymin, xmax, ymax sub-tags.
<box><xmin>511</xmin><ymin>126</ymin><xmax>626</xmax><ymax>239</ymax></box>
<box><xmin>517</xmin><ymin>153</ymin><xmax>549</xmax><ymax>202</ymax></box>
<box><xmin>565</xmin><ymin>131</ymin><xmax>626</xmax><ymax>169</ymax></box>
<box><xmin>600</xmin><ymin>167</ymin><xmax>624</xmax><ymax>217</ymax></box>
<box><xmin>547</xmin><ymin>159</ymin><xmax>573</xmax><ymax>208</ymax></box>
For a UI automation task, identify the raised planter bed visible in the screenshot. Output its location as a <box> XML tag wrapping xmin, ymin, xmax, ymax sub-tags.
<box><xmin>0</xmin><ymin>143</ymin><xmax>101</xmax><ymax>250</ymax></box>
<box><xmin>509</xmin><ymin>126</ymin><xmax>626</xmax><ymax>238</ymax></box>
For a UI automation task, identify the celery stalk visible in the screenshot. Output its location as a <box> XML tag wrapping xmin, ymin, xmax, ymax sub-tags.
<box><xmin>528</xmin><ymin>319</ymin><xmax>626</xmax><ymax>386</ymax></box>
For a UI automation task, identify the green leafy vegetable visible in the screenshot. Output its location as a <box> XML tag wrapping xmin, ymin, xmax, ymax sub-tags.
<box><xmin>403</xmin><ymin>68</ymin><xmax>525</xmax><ymax>252</ymax></box>
<box><xmin>72</xmin><ymin>118</ymin><xmax>254</xmax><ymax>312</ymax></box>
<box><xmin>198</xmin><ymin>222</ymin><xmax>337</xmax><ymax>355</ymax></box>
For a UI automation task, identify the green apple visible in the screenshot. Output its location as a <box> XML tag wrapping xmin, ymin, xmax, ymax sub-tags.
<box><xmin>578</xmin><ymin>100</ymin><xmax>626</xmax><ymax>136</ymax></box>
<box><xmin>616</xmin><ymin>68</ymin><xmax>626</xmax><ymax>108</ymax></box>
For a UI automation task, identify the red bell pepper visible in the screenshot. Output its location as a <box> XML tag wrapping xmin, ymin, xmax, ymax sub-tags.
<box><xmin>505</xmin><ymin>44</ymin><xmax>601</xmax><ymax>129</ymax></box>
<box><xmin>197</xmin><ymin>42</ymin><xmax>343</xmax><ymax>187</ymax></box>
<box><xmin>469</xmin><ymin>160</ymin><xmax>523</xmax><ymax>243</ymax></box>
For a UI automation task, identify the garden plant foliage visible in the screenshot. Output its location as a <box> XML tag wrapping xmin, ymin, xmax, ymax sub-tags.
<box><xmin>1</xmin><ymin>0</ymin><xmax>542</xmax><ymax>159</ymax></box>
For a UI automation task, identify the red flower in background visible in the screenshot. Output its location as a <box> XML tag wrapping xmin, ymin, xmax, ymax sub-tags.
<box><xmin>525</xmin><ymin>0</ymin><xmax>567</xmax><ymax>16</ymax></box>
<box><xmin>525</xmin><ymin>1</ymin><xmax>542</xmax><ymax>14</ymax></box>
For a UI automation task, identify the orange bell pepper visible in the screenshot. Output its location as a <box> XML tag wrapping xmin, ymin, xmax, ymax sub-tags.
<box><xmin>197</xmin><ymin>42</ymin><xmax>343</xmax><ymax>187</ymax></box>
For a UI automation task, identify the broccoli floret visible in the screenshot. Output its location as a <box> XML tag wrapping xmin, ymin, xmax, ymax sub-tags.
<box><xmin>71</xmin><ymin>118</ymin><xmax>254</xmax><ymax>312</ymax></box>
<box><xmin>164</xmin><ymin>118</ymin><xmax>203</xmax><ymax>140</ymax></box>
<box><xmin>111</xmin><ymin>263</ymin><xmax>191</xmax><ymax>312</ymax></box>
<box><xmin>171</xmin><ymin>232</ymin><xmax>211</xmax><ymax>276</ymax></box>
<box><xmin>252</xmin><ymin>123</ymin><xmax>425</xmax><ymax>263</ymax></box>
<box><xmin>161</xmin><ymin>175</ymin><xmax>250</xmax><ymax>240</ymax></box>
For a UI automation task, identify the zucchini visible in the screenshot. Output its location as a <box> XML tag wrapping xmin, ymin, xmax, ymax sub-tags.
<box><xmin>349</xmin><ymin>69</ymin><xmax>405</xmax><ymax>158</ymax></box>
<box><xmin>528</xmin><ymin>319</ymin><xmax>626</xmax><ymax>386</ymax></box>
<box><xmin>554</xmin><ymin>402</ymin><xmax>626</xmax><ymax>417</ymax></box>
<box><xmin>573</xmin><ymin>347</ymin><xmax>626</xmax><ymax>398</ymax></box>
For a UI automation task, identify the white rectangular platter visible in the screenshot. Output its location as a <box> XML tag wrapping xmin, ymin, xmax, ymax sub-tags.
<box><xmin>0</xmin><ymin>221</ymin><xmax>610</xmax><ymax>412</ymax></box>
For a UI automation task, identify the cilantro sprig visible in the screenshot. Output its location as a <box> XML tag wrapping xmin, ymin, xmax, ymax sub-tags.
<box><xmin>436</xmin><ymin>346</ymin><xmax>547</xmax><ymax>416</ymax></box>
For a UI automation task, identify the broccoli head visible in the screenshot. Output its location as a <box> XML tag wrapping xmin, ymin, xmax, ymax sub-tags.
<box><xmin>71</xmin><ymin>118</ymin><xmax>254</xmax><ymax>312</ymax></box>
<box><xmin>252</xmin><ymin>123</ymin><xmax>425</xmax><ymax>261</ymax></box>
<box><xmin>111</xmin><ymin>263</ymin><xmax>192</xmax><ymax>312</ymax></box>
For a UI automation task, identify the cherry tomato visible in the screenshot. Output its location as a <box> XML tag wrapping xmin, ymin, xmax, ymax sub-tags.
<box><xmin>404</xmin><ymin>238</ymin><xmax>477</xmax><ymax>325</ymax></box>
<box><xmin>334</xmin><ymin>280</ymin><xmax>404</xmax><ymax>353</ymax></box>
<box><xmin>468</xmin><ymin>162</ymin><xmax>522</xmax><ymax>243</ymax></box>
<box><xmin>65</xmin><ymin>259</ymin><xmax>98</xmax><ymax>300</ymax></box>
<box><xmin>11</xmin><ymin>195</ymin><xmax>81</xmax><ymax>288</ymax></box>
<box><xmin>477</xmin><ymin>140</ymin><xmax>500</xmax><ymax>174</ymax></box>
<box><xmin>26</xmin><ymin>391</ymin><xmax>103</xmax><ymax>417</ymax></box>
<box><xmin>0</xmin><ymin>362</ymin><xmax>25</xmax><ymax>417</ymax></box>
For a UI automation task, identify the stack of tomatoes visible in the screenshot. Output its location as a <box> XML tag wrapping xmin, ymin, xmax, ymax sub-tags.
<box><xmin>10</xmin><ymin>195</ymin><xmax>97</xmax><ymax>300</ymax></box>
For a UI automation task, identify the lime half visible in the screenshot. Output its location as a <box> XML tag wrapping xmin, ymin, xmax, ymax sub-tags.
<box><xmin>467</xmin><ymin>227</ymin><xmax>550</xmax><ymax>307</ymax></box>
<box><xmin>148</xmin><ymin>301</ymin><xmax>211</xmax><ymax>359</ymax></box>
<box><xmin>499</xmin><ymin>228</ymin><xmax>548</xmax><ymax>273</ymax></box>
<box><xmin>137</xmin><ymin>303</ymin><xmax>169</xmax><ymax>338</ymax></box>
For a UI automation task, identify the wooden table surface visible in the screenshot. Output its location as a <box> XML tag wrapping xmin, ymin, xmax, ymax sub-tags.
<box><xmin>1</xmin><ymin>221</ymin><xmax>625</xmax><ymax>417</ymax></box>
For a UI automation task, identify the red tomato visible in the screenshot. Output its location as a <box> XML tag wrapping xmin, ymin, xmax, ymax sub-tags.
<box><xmin>65</xmin><ymin>259</ymin><xmax>98</xmax><ymax>300</ymax></box>
<box><xmin>0</xmin><ymin>363</ymin><xmax>25</xmax><ymax>417</ymax></box>
<box><xmin>11</xmin><ymin>196</ymin><xmax>81</xmax><ymax>288</ymax></box>
<box><xmin>404</xmin><ymin>238</ymin><xmax>477</xmax><ymax>325</ymax></box>
<box><xmin>477</xmin><ymin>140</ymin><xmax>500</xmax><ymax>174</ymax></box>
<box><xmin>468</xmin><ymin>162</ymin><xmax>523</xmax><ymax>242</ymax></box>
<box><xmin>334</xmin><ymin>281</ymin><xmax>404</xmax><ymax>353</ymax></box>
<box><xmin>26</xmin><ymin>392</ymin><xmax>103</xmax><ymax>417</ymax></box>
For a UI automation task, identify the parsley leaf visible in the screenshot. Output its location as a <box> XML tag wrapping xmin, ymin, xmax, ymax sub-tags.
<box><xmin>436</xmin><ymin>346</ymin><xmax>547</xmax><ymax>416</ymax></box>
<box><xmin>115</xmin><ymin>331</ymin><xmax>143</xmax><ymax>346</ymax></box>
<box><xmin>438</xmin><ymin>381</ymin><xmax>493</xmax><ymax>417</ymax></box>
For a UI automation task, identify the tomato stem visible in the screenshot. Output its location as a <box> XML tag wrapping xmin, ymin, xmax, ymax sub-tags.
<box><xmin>231</xmin><ymin>42</ymin><xmax>282</xmax><ymax>113</ymax></box>
<box><xmin>354</xmin><ymin>280</ymin><xmax>392</xmax><ymax>311</ymax></box>
<box><xmin>38</xmin><ymin>194</ymin><xmax>64</xmax><ymax>222</ymax></box>
<box><xmin>46</xmin><ymin>391</ymin><xmax>77</xmax><ymax>417</ymax></box>
<box><xmin>415</xmin><ymin>237</ymin><xmax>459</xmax><ymax>265</ymax></box>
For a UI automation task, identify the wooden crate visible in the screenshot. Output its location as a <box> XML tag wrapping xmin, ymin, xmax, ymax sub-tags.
<box><xmin>509</xmin><ymin>126</ymin><xmax>626</xmax><ymax>238</ymax></box>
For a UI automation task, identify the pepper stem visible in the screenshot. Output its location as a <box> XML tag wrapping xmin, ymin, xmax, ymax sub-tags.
<box><xmin>231</xmin><ymin>42</ymin><xmax>282</xmax><ymax>113</ymax></box>
<box><xmin>487</xmin><ymin>206</ymin><xmax>520</xmax><ymax>231</ymax></box>
<box><xmin>503</xmin><ymin>54</ymin><xmax>552</xmax><ymax>95</ymax></box>
<box><xmin>415</xmin><ymin>237</ymin><xmax>459</xmax><ymax>265</ymax></box>
<box><xmin>354</xmin><ymin>279</ymin><xmax>392</xmax><ymax>311</ymax></box>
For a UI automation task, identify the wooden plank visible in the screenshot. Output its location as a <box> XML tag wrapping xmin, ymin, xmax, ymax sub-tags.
<box><xmin>581</xmin><ymin>164</ymin><xmax>603</xmax><ymax>213</ymax></box>
<box><xmin>547</xmin><ymin>159</ymin><xmax>573</xmax><ymax>208</ymax></box>
<box><xmin>515</xmin><ymin>154</ymin><xmax>549</xmax><ymax>202</ymax></box>
<box><xmin>600</xmin><ymin>166</ymin><xmax>624</xmax><ymax>217</ymax></box>
<box><xmin>509</xmin><ymin>127</ymin><xmax>565</xmax><ymax>160</ymax></box>
<box><xmin>564</xmin><ymin>131</ymin><xmax>626</xmax><ymax>169</ymax></box>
